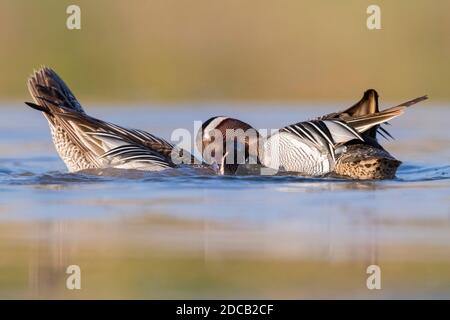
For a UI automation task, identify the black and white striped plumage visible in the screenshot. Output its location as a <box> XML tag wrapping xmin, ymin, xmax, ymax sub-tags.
<box><xmin>262</xmin><ymin>119</ymin><xmax>364</xmax><ymax>175</ymax></box>
<box><xmin>26</xmin><ymin>67</ymin><xmax>196</xmax><ymax>172</ymax></box>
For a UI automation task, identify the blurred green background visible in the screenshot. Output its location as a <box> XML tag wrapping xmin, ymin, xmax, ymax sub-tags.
<box><xmin>0</xmin><ymin>0</ymin><xmax>448</xmax><ymax>103</ymax></box>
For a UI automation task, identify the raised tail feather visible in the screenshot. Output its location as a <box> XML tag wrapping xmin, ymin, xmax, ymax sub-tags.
<box><xmin>26</xmin><ymin>66</ymin><xmax>85</xmax><ymax>115</ymax></box>
<box><xmin>335</xmin><ymin>89</ymin><xmax>380</xmax><ymax>118</ymax></box>
<box><xmin>320</xmin><ymin>89</ymin><xmax>428</xmax><ymax>141</ymax></box>
<box><xmin>319</xmin><ymin>89</ymin><xmax>382</xmax><ymax>141</ymax></box>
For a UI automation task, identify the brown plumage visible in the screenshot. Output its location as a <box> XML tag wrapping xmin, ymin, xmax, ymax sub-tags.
<box><xmin>333</xmin><ymin>144</ymin><xmax>401</xmax><ymax>180</ymax></box>
<box><xmin>198</xmin><ymin>116</ymin><xmax>260</xmax><ymax>174</ymax></box>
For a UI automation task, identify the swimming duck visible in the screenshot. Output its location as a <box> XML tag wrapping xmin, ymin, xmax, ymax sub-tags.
<box><xmin>199</xmin><ymin>90</ymin><xmax>427</xmax><ymax>179</ymax></box>
<box><xmin>316</xmin><ymin>89</ymin><xmax>427</xmax><ymax>179</ymax></box>
<box><xmin>25</xmin><ymin>67</ymin><xmax>201</xmax><ymax>173</ymax></box>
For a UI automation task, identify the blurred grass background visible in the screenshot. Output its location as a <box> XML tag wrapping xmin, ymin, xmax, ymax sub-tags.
<box><xmin>2</xmin><ymin>218</ymin><xmax>450</xmax><ymax>299</ymax></box>
<box><xmin>0</xmin><ymin>0</ymin><xmax>449</xmax><ymax>103</ymax></box>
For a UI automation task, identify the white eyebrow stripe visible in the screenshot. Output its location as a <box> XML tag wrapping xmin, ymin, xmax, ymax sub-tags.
<box><xmin>203</xmin><ymin>117</ymin><xmax>228</xmax><ymax>139</ymax></box>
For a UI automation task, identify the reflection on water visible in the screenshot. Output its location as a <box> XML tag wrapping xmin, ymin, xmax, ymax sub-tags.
<box><xmin>0</xmin><ymin>104</ymin><xmax>450</xmax><ymax>299</ymax></box>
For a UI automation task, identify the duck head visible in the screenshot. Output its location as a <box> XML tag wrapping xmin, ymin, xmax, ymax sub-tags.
<box><xmin>197</xmin><ymin>116</ymin><xmax>261</xmax><ymax>174</ymax></box>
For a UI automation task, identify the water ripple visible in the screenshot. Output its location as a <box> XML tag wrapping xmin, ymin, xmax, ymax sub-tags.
<box><xmin>1</xmin><ymin>162</ymin><xmax>449</xmax><ymax>188</ymax></box>
<box><xmin>397</xmin><ymin>164</ymin><xmax>450</xmax><ymax>182</ymax></box>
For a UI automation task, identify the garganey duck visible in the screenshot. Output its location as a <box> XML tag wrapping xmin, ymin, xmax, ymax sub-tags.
<box><xmin>199</xmin><ymin>90</ymin><xmax>427</xmax><ymax>179</ymax></box>
<box><xmin>26</xmin><ymin>67</ymin><xmax>202</xmax><ymax>173</ymax></box>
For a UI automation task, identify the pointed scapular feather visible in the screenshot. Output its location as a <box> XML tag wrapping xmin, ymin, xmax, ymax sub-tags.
<box><xmin>25</xmin><ymin>101</ymin><xmax>50</xmax><ymax>114</ymax></box>
<box><xmin>295</xmin><ymin>124</ymin><xmax>321</xmax><ymax>147</ymax></box>
<box><xmin>322</xmin><ymin>120</ymin><xmax>364</xmax><ymax>143</ymax></box>
<box><xmin>345</xmin><ymin>107</ymin><xmax>405</xmax><ymax>133</ymax></box>
<box><xmin>378</xmin><ymin>126</ymin><xmax>395</xmax><ymax>140</ymax></box>
<box><xmin>343</xmin><ymin>95</ymin><xmax>428</xmax><ymax>134</ymax></box>
<box><xmin>306</xmin><ymin>121</ymin><xmax>335</xmax><ymax>146</ymax></box>
<box><xmin>100</xmin><ymin>145</ymin><xmax>171</xmax><ymax>167</ymax></box>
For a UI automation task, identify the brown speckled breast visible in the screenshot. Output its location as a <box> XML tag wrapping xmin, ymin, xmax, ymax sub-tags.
<box><xmin>334</xmin><ymin>144</ymin><xmax>401</xmax><ymax>180</ymax></box>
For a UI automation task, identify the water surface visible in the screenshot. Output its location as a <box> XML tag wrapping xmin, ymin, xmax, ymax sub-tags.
<box><xmin>0</xmin><ymin>103</ymin><xmax>449</xmax><ymax>299</ymax></box>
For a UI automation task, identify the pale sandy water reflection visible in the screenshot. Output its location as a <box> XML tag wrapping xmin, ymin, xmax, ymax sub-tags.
<box><xmin>0</xmin><ymin>104</ymin><xmax>449</xmax><ymax>299</ymax></box>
